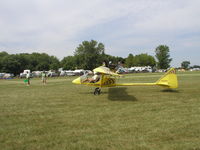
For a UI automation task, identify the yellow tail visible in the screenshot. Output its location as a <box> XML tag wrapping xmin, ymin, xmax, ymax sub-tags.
<box><xmin>156</xmin><ymin>68</ymin><xmax>178</xmax><ymax>88</ymax></box>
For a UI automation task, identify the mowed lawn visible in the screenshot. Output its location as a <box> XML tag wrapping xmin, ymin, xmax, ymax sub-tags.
<box><xmin>0</xmin><ymin>71</ymin><xmax>200</xmax><ymax>150</ymax></box>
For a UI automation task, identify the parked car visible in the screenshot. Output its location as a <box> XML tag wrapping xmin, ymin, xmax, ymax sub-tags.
<box><xmin>20</xmin><ymin>69</ymin><xmax>31</xmax><ymax>78</ymax></box>
<box><xmin>66</xmin><ymin>71</ymin><xmax>75</xmax><ymax>76</ymax></box>
<box><xmin>0</xmin><ymin>73</ymin><xmax>5</xmax><ymax>79</ymax></box>
<box><xmin>20</xmin><ymin>73</ymin><xmax>26</xmax><ymax>78</ymax></box>
<box><xmin>0</xmin><ymin>73</ymin><xmax>14</xmax><ymax>79</ymax></box>
<box><xmin>4</xmin><ymin>73</ymin><xmax>14</xmax><ymax>79</ymax></box>
<box><xmin>47</xmin><ymin>72</ymin><xmax>58</xmax><ymax>77</ymax></box>
<box><xmin>32</xmin><ymin>71</ymin><xmax>42</xmax><ymax>77</ymax></box>
<box><xmin>73</xmin><ymin>69</ymin><xmax>85</xmax><ymax>76</ymax></box>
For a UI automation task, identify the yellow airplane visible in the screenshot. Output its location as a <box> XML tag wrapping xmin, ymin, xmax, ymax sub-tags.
<box><xmin>72</xmin><ymin>66</ymin><xmax>178</xmax><ymax>95</ymax></box>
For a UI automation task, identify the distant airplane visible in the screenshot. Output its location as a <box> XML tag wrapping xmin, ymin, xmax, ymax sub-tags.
<box><xmin>72</xmin><ymin>66</ymin><xmax>178</xmax><ymax>95</ymax></box>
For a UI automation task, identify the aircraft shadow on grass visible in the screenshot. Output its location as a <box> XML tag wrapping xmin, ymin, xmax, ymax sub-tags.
<box><xmin>161</xmin><ymin>89</ymin><xmax>180</xmax><ymax>93</ymax></box>
<box><xmin>108</xmin><ymin>87</ymin><xmax>137</xmax><ymax>101</ymax></box>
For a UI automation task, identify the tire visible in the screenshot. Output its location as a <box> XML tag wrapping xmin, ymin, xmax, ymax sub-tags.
<box><xmin>97</xmin><ymin>88</ymin><xmax>101</xmax><ymax>95</ymax></box>
<box><xmin>94</xmin><ymin>88</ymin><xmax>100</xmax><ymax>95</ymax></box>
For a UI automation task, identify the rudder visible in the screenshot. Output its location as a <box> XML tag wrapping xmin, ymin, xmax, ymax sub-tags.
<box><xmin>156</xmin><ymin>68</ymin><xmax>178</xmax><ymax>88</ymax></box>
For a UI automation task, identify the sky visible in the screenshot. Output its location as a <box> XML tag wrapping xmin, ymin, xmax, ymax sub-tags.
<box><xmin>0</xmin><ymin>0</ymin><xmax>200</xmax><ymax>67</ymax></box>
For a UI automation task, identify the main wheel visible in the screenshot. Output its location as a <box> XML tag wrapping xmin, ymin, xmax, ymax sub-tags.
<box><xmin>97</xmin><ymin>88</ymin><xmax>101</xmax><ymax>95</ymax></box>
<box><xmin>94</xmin><ymin>88</ymin><xmax>101</xmax><ymax>95</ymax></box>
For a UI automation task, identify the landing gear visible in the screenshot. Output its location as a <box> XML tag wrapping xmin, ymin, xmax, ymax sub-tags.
<box><xmin>94</xmin><ymin>87</ymin><xmax>101</xmax><ymax>95</ymax></box>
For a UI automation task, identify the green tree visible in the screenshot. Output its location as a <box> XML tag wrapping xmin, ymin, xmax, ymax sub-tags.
<box><xmin>0</xmin><ymin>52</ymin><xmax>60</xmax><ymax>74</ymax></box>
<box><xmin>74</xmin><ymin>40</ymin><xmax>105</xmax><ymax>70</ymax></box>
<box><xmin>61</xmin><ymin>56</ymin><xmax>77</xmax><ymax>70</ymax></box>
<box><xmin>49</xmin><ymin>56</ymin><xmax>60</xmax><ymax>71</ymax></box>
<box><xmin>181</xmin><ymin>61</ymin><xmax>190</xmax><ymax>69</ymax></box>
<box><xmin>125</xmin><ymin>53</ymin><xmax>156</xmax><ymax>67</ymax></box>
<box><xmin>0</xmin><ymin>51</ymin><xmax>9</xmax><ymax>72</ymax></box>
<box><xmin>36</xmin><ymin>62</ymin><xmax>50</xmax><ymax>71</ymax></box>
<box><xmin>103</xmin><ymin>54</ymin><xmax>124</xmax><ymax>66</ymax></box>
<box><xmin>155</xmin><ymin>45</ymin><xmax>172</xmax><ymax>69</ymax></box>
<box><xmin>0</xmin><ymin>51</ymin><xmax>8</xmax><ymax>57</ymax></box>
<box><xmin>125</xmin><ymin>53</ymin><xmax>134</xmax><ymax>67</ymax></box>
<box><xmin>192</xmin><ymin>65</ymin><xmax>200</xmax><ymax>68</ymax></box>
<box><xmin>15</xmin><ymin>53</ymin><xmax>31</xmax><ymax>73</ymax></box>
<box><xmin>134</xmin><ymin>53</ymin><xmax>156</xmax><ymax>67</ymax></box>
<box><xmin>25</xmin><ymin>53</ymin><xmax>60</xmax><ymax>71</ymax></box>
<box><xmin>1</xmin><ymin>55</ymin><xmax>21</xmax><ymax>75</ymax></box>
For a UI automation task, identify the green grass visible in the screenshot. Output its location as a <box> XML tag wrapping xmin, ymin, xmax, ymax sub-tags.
<box><xmin>0</xmin><ymin>71</ymin><xmax>200</xmax><ymax>150</ymax></box>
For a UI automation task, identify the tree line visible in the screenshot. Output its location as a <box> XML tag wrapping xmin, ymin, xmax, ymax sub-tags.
<box><xmin>0</xmin><ymin>52</ymin><xmax>60</xmax><ymax>75</ymax></box>
<box><xmin>61</xmin><ymin>40</ymin><xmax>172</xmax><ymax>70</ymax></box>
<box><xmin>0</xmin><ymin>40</ymin><xmax>174</xmax><ymax>75</ymax></box>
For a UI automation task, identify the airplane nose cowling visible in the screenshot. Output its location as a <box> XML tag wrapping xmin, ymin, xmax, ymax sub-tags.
<box><xmin>72</xmin><ymin>77</ymin><xmax>81</xmax><ymax>84</ymax></box>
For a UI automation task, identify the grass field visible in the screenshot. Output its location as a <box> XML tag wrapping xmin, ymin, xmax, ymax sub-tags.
<box><xmin>0</xmin><ymin>71</ymin><xmax>200</xmax><ymax>150</ymax></box>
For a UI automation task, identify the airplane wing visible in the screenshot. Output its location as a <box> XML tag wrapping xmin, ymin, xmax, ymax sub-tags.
<box><xmin>93</xmin><ymin>66</ymin><xmax>120</xmax><ymax>76</ymax></box>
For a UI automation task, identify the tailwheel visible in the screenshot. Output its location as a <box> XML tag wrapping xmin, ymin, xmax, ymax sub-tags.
<box><xmin>94</xmin><ymin>88</ymin><xmax>101</xmax><ymax>95</ymax></box>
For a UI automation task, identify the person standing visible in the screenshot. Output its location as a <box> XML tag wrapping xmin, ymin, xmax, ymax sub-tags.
<box><xmin>41</xmin><ymin>71</ymin><xmax>47</xmax><ymax>85</ymax></box>
<box><xmin>102</xmin><ymin>60</ymin><xmax>108</xmax><ymax>67</ymax></box>
<box><xmin>26</xmin><ymin>71</ymin><xmax>31</xmax><ymax>86</ymax></box>
<box><xmin>83</xmin><ymin>72</ymin><xmax>101</xmax><ymax>83</ymax></box>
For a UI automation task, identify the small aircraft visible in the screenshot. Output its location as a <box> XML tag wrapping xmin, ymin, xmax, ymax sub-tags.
<box><xmin>72</xmin><ymin>66</ymin><xmax>178</xmax><ymax>95</ymax></box>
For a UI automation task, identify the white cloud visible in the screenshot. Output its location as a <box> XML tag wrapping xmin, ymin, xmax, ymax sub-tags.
<box><xmin>0</xmin><ymin>0</ymin><xmax>200</xmax><ymax>66</ymax></box>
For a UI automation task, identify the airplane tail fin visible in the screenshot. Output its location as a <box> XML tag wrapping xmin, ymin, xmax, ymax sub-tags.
<box><xmin>156</xmin><ymin>68</ymin><xmax>178</xmax><ymax>88</ymax></box>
